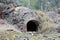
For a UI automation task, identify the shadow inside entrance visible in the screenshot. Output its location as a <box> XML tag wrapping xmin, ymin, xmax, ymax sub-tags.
<box><xmin>27</xmin><ymin>20</ymin><xmax>39</xmax><ymax>32</ymax></box>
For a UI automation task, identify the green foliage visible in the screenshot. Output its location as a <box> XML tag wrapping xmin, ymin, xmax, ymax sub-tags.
<box><xmin>19</xmin><ymin>0</ymin><xmax>37</xmax><ymax>9</ymax></box>
<box><xmin>19</xmin><ymin>0</ymin><xmax>60</xmax><ymax>10</ymax></box>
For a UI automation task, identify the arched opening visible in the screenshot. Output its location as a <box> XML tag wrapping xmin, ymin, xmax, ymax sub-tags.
<box><xmin>27</xmin><ymin>20</ymin><xmax>39</xmax><ymax>32</ymax></box>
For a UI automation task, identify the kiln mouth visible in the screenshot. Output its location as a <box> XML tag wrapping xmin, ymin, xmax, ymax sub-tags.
<box><xmin>27</xmin><ymin>20</ymin><xmax>39</xmax><ymax>32</ymax></box>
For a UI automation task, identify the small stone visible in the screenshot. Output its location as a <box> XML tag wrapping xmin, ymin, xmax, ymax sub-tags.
<box><xmin>53</xmin><ymin>39</ymin><xmax>55</xmax><ymax>40</ymax></box>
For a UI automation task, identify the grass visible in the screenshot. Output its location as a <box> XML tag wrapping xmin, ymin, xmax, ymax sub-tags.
<box><xmin>0</xmin><ymin>30</ymin><xmax>41</xmax><ymax>40</ymax></box>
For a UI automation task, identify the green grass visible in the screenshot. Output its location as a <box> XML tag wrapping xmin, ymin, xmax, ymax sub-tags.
<box><xmin>0</xmin><ymin>31</ymin><xmax>41</xmax><ymax>40</ymax></box>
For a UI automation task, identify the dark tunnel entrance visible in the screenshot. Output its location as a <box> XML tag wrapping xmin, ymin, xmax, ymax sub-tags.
<box><xmin>27</xmin><ymin>20</ymin><xmax>39</xmax><ymax>32</ymax></box>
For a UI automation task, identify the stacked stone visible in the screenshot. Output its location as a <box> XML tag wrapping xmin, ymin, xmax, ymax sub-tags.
<box><xmin>46</xmin><ymin>9</ymin><xmax>60</xmax><ymax>33</ymax></box>
<box><xmin>0</xmin><ymin>0</ymin><xmax>15</xmax><ymax>19</ymax></box>
<box><xmin>0</xmin><ymin>0</ymin><xmax>37</xmax><ymax>32</ymax></box>
<box><xmin>0</xmin><ymin>0</ymin><xmax>21</xmax><ymax>31</ymax></box>
<box><xmin>0</xmin><ymin>0</ymin><xmax>56</xmax><ymax>33</ymax></box>
<box><xmin>56</xmin><ymin>9</ymin><xmax>60</xmax><ymax>33</ymax></box>
<box><xmin>46</xmin><ymin>11</ymin><xmax>57</xmax><ymax>23</ymax></box>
